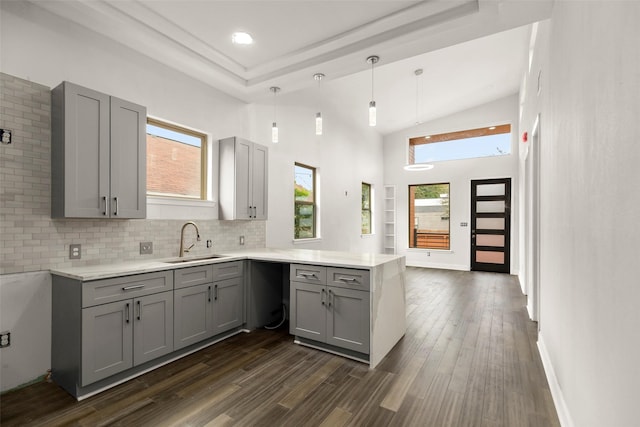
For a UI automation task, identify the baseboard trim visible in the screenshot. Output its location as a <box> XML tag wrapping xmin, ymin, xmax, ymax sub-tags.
<box><xmin>537</xmin><ymin>332</ymin><xmax>574</xmax><ymax>427</ymax></box>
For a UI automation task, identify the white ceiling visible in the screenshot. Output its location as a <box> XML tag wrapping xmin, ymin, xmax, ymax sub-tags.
<box><xmin>28</xmin><ymin>0</ymin><xmax>553</xmax><ymax>134</ymax></box>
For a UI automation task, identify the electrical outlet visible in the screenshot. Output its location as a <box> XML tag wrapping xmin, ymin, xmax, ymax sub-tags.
<box><xmin>1</xmin><ymin>129</ymin><xmax>12</xmax><ymax>145</ymax></box>
<box><xmin>69</xmin><ymin>244</ymin><xmax>81</xmax><ymax>259</ymax></box>
<box><xmin>0</xmin><ymin>331</ymin><xmax>10</xmax><ymax>348</ymax></box>
<box><xmin>239</xmin><ymin>235</ymin><xmax>245</xmax><ymax>245</ymax></box>
<box><xmin>140</xmin><ymin>241</ymin><xmax>153</xmax><ymax>255</ymax></box>
<box><xmin>206</xmin><ymin>239</ymin><xmax>212</xmax><ymax>248</ymax></box>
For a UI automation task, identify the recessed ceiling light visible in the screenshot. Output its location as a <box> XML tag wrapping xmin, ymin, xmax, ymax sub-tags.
<box><xmin>425</xmin><ymin>136</ymin><xmax>431</xmax><ymax>139</ymax></box>
<box><xmin>488</xmin><ymin>126</ymin><xmax>496</xmax><ymax>130</ymax></box>
<box><xmin>232</xmin><ymin>32</ymin><xmax>253</xmax><ymax>45</ymax></box>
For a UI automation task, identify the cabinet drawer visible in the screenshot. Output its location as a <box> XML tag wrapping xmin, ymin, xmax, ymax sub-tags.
<box><xmin>212</xmin><ymin>260</ymin><xmax>243</xmax><ymax>281</ymax></box>
<box><xmin>174</xmin><ymin>265</ymin><xmax>214</xmax><ymax>289</ymax></box>
<box><xmin>327</xmin><ymin>268</ymin><xmax>370</xmax><ymax>291</ymax></box>
<box><xmin>290</xmin><ymin>264</ymin><xmax>326</xmax><ymax>285</ymax></box>
<box><xmin>83</xmin><ymin>271</ymin><xmax>173</xmax><ymax>307</ymax></box>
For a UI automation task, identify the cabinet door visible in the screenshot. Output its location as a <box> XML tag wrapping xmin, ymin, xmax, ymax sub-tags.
<box><xmin>81</xmin><ymin>300</ymin><xmax>133</xmax><ymax>386</ymax></box>
<box><xmin>174</xmin><ymin>283</ymin><xmax>213</xmax><ymax>350</ymax></box>
<box><xmin>133</xmin><ymin>292</ymin><xmax>173</xmax><ymax>365</ymax></box>
<box><xmin>55</xmin><ymin>82</ymin><xmax>110</xmax><ymax>218</ymax></box>
<box><xmin>326</xmin><ymin>287</ymin><xmax>370</xmax><ymax>354</ymax></box>
<box><xmin>290</xmin><ymin>282</ymin><xmax>326</xmax><ymax>342</ymax></box>
<box><xmin>110</xmin><ymin>97</ymin><xmax>146</xmax><ymax>219</ymax></box>
<box><xmin>234</xmin><ymin>138</ymin><xmax>253</xmax><ymax>219</ymax></box>
<box><xmin>212</xmin><ymin>277</ymin><xmax>244</xmax><ymax>334</ymax></box>
<box><xmin>251</xmin><ymin>143</ymin><xmax>268</xmax><ymax>220</ymax></box>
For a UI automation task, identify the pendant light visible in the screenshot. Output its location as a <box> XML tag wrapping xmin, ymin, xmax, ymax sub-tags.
<box><xmin>414</xmin><ymin>68</ymin><xmax>423</xmax><ymax>125</ymax></box>
<box><xmin>313</xmin><ymin>73</ymin><xmax>324</xmax><ymax>135</ymax></box>
<box><xmin>366</xmin><ymin>55</ymin><xmax>379</xmax><ymax>127</ymax></box>
<box><xmin>270</xmin><ymin>86</ymin><xmax>280</xmax><ymax>143</ymax></box>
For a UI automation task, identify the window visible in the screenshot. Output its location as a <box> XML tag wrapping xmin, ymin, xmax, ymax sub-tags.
<box><xmin>409</xmin><ymin>124</ymin><xmax>511</xmax><ymax>165</ymax></box>
<box><xmin>409</xmin><ymin>183</ymin><xmax>450</xmax><ymax>250</ymax></box>
<box><xmin>146</xmin><ymin>118</ymin><xmax>207</xmax><ymax>199</ymax></box>
<box><xmin>294</xmin><ymin>163</ymin><xmax>316</xmax><ymax>239</ymax></box>
<box><xmin>361</xmin><ymin>182</ymin><xmax>372</xmax><ymax>234</ymax></box>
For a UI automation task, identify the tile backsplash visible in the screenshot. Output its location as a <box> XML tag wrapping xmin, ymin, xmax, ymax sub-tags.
<box><xmin>0</xmin><ymin>73</ymin><xmax>265</xmax><ymax>275</ymax></box>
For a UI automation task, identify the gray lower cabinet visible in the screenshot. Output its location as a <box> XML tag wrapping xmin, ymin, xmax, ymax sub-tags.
<box><xmin>173</xmin><ymin>262</ymin><xmax>244</xmax><ymax>351</ymax></box>
<box><xmin>52</xmin><ymin>270</ymin><xmax>174</xmax><ymax>392</ymax></box>
<box><xmin>81</xmin><ymin>291</ymin><xmax>173</xmax><ymax>385</ymax></box>
<box><xmin>290</xmin><ymin>264</ymin><xmax>370</xmax><ymax>355</ymax></box>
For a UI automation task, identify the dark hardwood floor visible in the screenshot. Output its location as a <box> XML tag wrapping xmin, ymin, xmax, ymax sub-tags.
<box><xmin>0</xmin><ymin>267</ymin><xmax>560</xmax><ymax>426</ymax></box>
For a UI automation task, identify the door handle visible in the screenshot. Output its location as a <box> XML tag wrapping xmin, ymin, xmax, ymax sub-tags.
<box><xmin>328</xmin><ymin>289</ymin><xmax>333</xmax><ymax>307</ymax></box>
<box><xmin>102</xmin><ymin>196</ymin><xmax>107</xmax><ymax>216</ymax></box>
<box><xmin>136</xmin><ymin>300</ymin><xmax>141</xmax><ymax>320</ymax></box>
<box><xmin>125</xmin><ymin>303</ymin><xmax>130</xmax><ymax>323</ymax></box>
<box><xmin>214</xmin><ymin>284</ymin><xmax>218</xmax><ymax>301</ymax></box>
<box><xmin>321</xmin><ymin>288</ymin><xmax>325</xmax><ymax>305</ymax></box>
<box><xmin>113</xmin><ymin>197</ymin><xmax>119</xmax><ymax>216</ymax></box>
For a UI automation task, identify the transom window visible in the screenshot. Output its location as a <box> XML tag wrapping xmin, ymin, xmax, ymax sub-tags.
<box><xmin>409</xmin><ymin>183</ymin><xmax>450</xmax><ymax>250</ymax></box>
<box><xmin>146</xmin><ymin>118</ymin><xmax>207</xmax><ymax>199</ymax></box>
<box><xmin>362</xmin><ymin>182</ymin><xmax>372</xmax><ymax>235</ymax></box>
<box><xmin>409</xmin><ymin>124</ymin><xmax>511</xmax><ymax>165</ymax></box>
<box><xmin>294</xmin><ymin>163</ymin><xmax>316</xmax><ymax>239</ymax></box>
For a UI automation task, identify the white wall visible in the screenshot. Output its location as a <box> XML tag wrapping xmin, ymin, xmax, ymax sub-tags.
<box><xmin>383</xmin><ymin>95</ymin><xmax>520</xmax><ymax>272</ymax></box>
<box><xmin>520</xmin><ymin>3</ymin><xmax>640</xmax><ymax>426</ymax></box>
<box><xmin>247</xmin><ymin>92</ymin><xmax>384</xmax><ymax>253</ymax></box>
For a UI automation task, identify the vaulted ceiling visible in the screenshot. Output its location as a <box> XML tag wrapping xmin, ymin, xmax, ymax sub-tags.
<box><xmin>28</xmin><ymin>0</ymin><xmax>553</xmax><ymax>134</ymax></box>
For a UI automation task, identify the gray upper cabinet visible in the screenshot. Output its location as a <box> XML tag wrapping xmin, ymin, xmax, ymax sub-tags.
<box><xmin>219</xmin><ymin>137</ymin><xmax>268</xmax><ymax>220</ymax></box>
<box><xmin>51</xmin><ymin>81</ymin><xmax>146</xmax><ymax>218</ymax></box>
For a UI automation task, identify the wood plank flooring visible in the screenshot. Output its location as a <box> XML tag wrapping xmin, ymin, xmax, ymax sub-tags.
<box><xmin>0</xmin><ymin>267</ymin><xmax>560</xmax><ymax>426</ymax></box>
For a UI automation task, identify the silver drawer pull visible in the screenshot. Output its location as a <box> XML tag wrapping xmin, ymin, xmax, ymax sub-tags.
<box><xmin>122</xmin><ymin>284</ymin><xmax>145</xmax><ymax>291</ymax></box>
<box><xmin>299</xmin><ymin>272</ymin><xmax>317</xmax><ymax>278</ymax></box>
<box><xmin>339</xmin><ymin>277</ymin><xmax>357</xmax><ymax>282</ymax></box>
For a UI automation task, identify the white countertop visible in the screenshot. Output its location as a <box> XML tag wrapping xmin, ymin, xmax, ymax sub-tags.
<box><xmin>50</xmin><ymin>248</ymin><xmax>404</xmax><ymax>281</ymax></box>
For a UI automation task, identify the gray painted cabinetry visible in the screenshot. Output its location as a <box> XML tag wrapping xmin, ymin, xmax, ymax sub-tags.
<box><xmin>289</xmin><ymin>264</ymin><xmax>370</xmax><ymax>355</ymax></box>
<box><xmin>52</xmin><ymin>261</ymin><xmax>244</xmax><ymax>398</ymax></box>
<box><xmin>219</xmin><ymin>137</ymin><xmax>268</xmax><ymax>220</ymax></box>
<box><xmin>51</xmin><ymin>81</ymin><xmax>146</xmax><ymax>218</ymax></box>
<box><xmin>173</xmin><ymin>261</ymin><xmax>244</xmax><ymax>350</ymax></box>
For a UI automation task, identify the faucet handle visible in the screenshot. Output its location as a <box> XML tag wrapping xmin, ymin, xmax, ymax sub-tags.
<box><xmin>185</xmin><ymin>243</ymin><xmax>195</xmax><ymax>253</ymax></box>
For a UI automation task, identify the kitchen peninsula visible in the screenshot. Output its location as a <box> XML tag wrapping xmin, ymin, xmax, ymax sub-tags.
<box><xmin>51</xmin><ymin>248</ymin><xmax>406</xmax><ymax>399</ymax></box>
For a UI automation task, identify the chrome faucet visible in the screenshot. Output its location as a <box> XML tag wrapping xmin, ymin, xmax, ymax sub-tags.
<box><xmin>179</xmin><ymin>221</ymin><xmax>201</xmax><ymax>257</ymax></box>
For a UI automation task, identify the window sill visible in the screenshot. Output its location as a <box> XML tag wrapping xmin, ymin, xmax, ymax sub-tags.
<box><xmin>293</xmin><ymin>237</ymin><xmax>322</xmax><ymax>244</ymax></box>
<box><xmin>406</xmin><ymin>248</ymin><xmax>454</xmax><ymax>254</ymax></box>
<box><xmin>147</xmin><ymin>196</ymin><xmax>217</xmax><ymax>220</ymax></box>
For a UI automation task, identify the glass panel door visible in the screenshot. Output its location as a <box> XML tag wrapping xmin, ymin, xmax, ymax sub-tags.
<box><xmin>471</xmin><ymin>178</ymin><xmax>511</xmax><ymax>273</ymax></box>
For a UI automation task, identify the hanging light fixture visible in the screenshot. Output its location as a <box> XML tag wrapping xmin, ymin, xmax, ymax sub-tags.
<box><xmin>270</xmin><ymin>86</ymin><xmax>280</xmax><ymax>143</ymax></box>
<box><xmin>313</xmin><ymin>73</ymin><xmax>324</xmax><ymax>135</ymax></box>
<box><xmin>366</xmin><ymin>55</ymin><xmax>379</xmax><ymax>127</ymax></box>
<box><xmin>414</xmin><ymin>68</ymin><xmax>423</xmax><ymax>125</ymax></box>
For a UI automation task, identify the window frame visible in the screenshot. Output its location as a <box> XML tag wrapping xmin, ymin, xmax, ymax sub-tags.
<box><xmin>408</xmin><ymin>124</ymin><xmax>511</xmax><ymax>165</ymax></box>
<box><xmin>361</xmin><ymin>182</ymin><xmax>373</xmax><ymax>235</ymax></box>
<box><xmin>146</xmin><ymin>117</ymin><xmax>208</xmax><ymax>200</ymax></box>
<box><xmin>408</xmin><ymin>183</ymin><xmax>451</xmax><ymax>251</ymax></box>
<box><xmin>294</xmin><ymin>162</ymin><xmax>317</xmax><ymax>240</ymax></box>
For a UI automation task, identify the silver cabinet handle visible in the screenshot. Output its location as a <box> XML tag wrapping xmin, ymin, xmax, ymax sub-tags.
<box><xmin>328</xmin><ymin>289</ymin><xmax>333</xmax><ymax>307</ymax></box>
<box><xmin>125</xmin><ymin>303</ymin><xmax>130</xmax><ymax>323</ymax></box>
<box><xmin>102</xmin><ymin>196</ymin><xmax>107</xmax><ymax>216</ymax></box>
<box><xmin>122</xmin><ymin>284</ymin><xmax>145</xmax><ymax>291</ymax></box>
<box><xmin>113</xmin><ymin>197</ymin><xmax>119</xmax><ymax>216</ymax></box>
<box><xmin>208</xmin><ymin>285</ymin><xmax>211</xmax><ymax>302</ymax></box>
<box><xmin>339</xmin><ymin>277</ymin><xmax>357</xmax><ymax>282</ymax></box>
<box><xmin>136</xmin><ymin>300</ymin><xmax>141</xmax><ymax>320</ymax></box>
<box><xmin>254</xmin><ymin>206</ymin><xmax>257</xmax><ymax>218</ymax></box>
<box><xmin>321</xmin><ymin>288</ymin><xmax>326</xmax><ymax>305</ymax></box>
<box><xmin>299</xmin><ymin>272</ymin><xmax>317</xmax><ymax>278</ymax></box>
<box><xmin>214</xmin><ymin>284</ymin><xmax>218</xmax><ymax>301</ymax></box>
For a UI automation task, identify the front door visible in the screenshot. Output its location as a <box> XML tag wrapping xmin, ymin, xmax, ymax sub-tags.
<box><xmin>471</xmin><ymin>178</ymin><xmax>511</xmax><ymax>273</ymax></box>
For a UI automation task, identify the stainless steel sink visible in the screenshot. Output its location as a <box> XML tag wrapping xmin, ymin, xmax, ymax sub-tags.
<box><xmin>163</xmin><ymin>255</ymin><xmax>228</xmax><ymax>264</ymax></box>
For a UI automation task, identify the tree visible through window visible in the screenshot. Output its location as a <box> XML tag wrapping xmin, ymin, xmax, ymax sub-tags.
<box><xmin>146</xmin><ymin>118</ymin><xmax>207</xmax><ymax>199</ymax></box>
<box><xmin>294</xmin><ymin>163</ymin><xmax>316</xmax><ymax>239</ymax></box>
<box><xmin>409</xmin><ymin>183</ymin><xmax>450</xmax><ymax>250</ymax></box>
<box><xmin>362</xmin><ymin>182</ymin><xmax>372</xmax><ymax>234</ymax></box>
